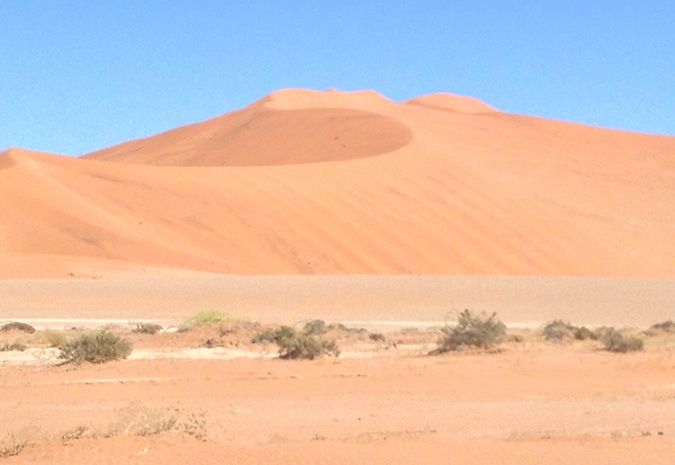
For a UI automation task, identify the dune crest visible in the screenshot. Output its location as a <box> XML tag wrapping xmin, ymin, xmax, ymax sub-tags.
<box><xmin>3</xmin><ymin>89</ymin><xmax>675</xmax><ymax>277</ymax></box>
<box><xmin>405</xmin><ymin>93</ymin><xmax>498</xmax><ymax>113</ymax></box>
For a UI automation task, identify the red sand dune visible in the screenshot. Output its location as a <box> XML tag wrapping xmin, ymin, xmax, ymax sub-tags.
<box><xmin>2</xmin><ymin>88</ymin><xmax>675</xmax><ymax>277</ymax></box>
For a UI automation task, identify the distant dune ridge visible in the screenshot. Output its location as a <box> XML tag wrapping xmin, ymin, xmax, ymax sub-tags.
<box><xmin>2</xmin><ymin>88</ymin><xmax>675</xmax><ymax>277</ymax></box>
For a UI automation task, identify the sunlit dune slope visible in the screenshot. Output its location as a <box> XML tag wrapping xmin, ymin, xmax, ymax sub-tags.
<box><xmin>2</xmin><ymin>88</ymin><xmax>675</xmax><ymax>277</ymax></box>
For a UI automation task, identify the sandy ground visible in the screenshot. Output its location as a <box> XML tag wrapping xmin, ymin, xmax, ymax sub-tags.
<box><xmin>1</xmin><ymin>271</ymin><xmax>674</xmax><ymax>327</ymax></box>
<box><xmin>2</xmin><ymin>346</ymin><xmax>674</xmax><ymax>464</ymax></box>
<box><xmin>2</xmin><ymin>88</ymin><xmax>675</xmax><ymax>463</ymax></box>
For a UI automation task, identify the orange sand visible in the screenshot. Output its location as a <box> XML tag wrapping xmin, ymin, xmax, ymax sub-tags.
<box><xmin>2</xmin><ymin>88</ymin><xmax>675</xmax><ymax>277</ymax></box>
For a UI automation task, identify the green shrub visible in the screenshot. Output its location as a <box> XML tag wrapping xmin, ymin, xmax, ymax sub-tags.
<box><xmin>252</xmin><ymin>325</ymin><xmax>339</xmax><ymax>360</ymax></box>
<box><xmin>542</xmin><ymin>320</ymin><xmax>596</xmax><ymax>342</ymax></box>
<box><xmin>59</xmin><ymin>331</ymin><xmax>132</xmax><ymax>364</ymax></box>
<box><xmin>599</xmin><ymin>328</ymin><xmax>643</xmax><ymax>353</ymax></box>
<box><xmin>433</xmin><ymin>310</ymin><xmax>506</xmax><ymax>353</ymax></box>
<box><xmin>131</xmin><ymin>322</ymin><xmax>163</xmax><ymax>334</ymax></box>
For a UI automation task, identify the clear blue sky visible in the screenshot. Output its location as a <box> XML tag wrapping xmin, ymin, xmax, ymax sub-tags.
<box><xmin>2</xmin><ymin>1</ymin><xmax>674</xmax><ymax>156</ymax></box>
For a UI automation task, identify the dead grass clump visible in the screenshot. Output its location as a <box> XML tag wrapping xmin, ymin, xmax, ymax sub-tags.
<box><xmin>0</xmin><ymin>435</ymin><xmax>25</xmax><ymax>459</ymax></box>
<box><xmin>252</xmin><ymin>325</ymin><xmax>340</xmax><ymax>360</ymax></box>
<box><xmin>61</xmin><ymin>425</ymin><xmax>91</xmax><ymax>443</ymax></box>
<box><xmin>432</xmin><ymin>310</ymin><xmax>506</xmax><ymax>354</ymax></box>
<box><xmin>0</xmin><ymin>322</ymin><xmax>35</xmax><ymax>334</ymax></box>
<box><xmin>42</xmin><ymin>330</ymin><xmax>67</xmax><ymax>347</ymax></box>
<box><xmin>542</xmin><ymin>320</ymin><xmax>596</xmax><ymax>342</ymax></box>
<box><xmin>0</xmin><ymin>342</ymin><xmax>26</xmax><ymax>352</ymax></box>
<box><xmin>59</xmin><ymin>330</ymin><xmax>132</xmax><ymax>364</ymax></box>
<box><xmin>599</xmin><ymin>328</ymin><xmax>644</xmax><ymax>353</ymax></box>
<box><xmin>131</xmin><ymin>322</ymin><xmax>163</xmax><ymax>334</ymax></box>
<box><xmin>60</xmin><ymin>405</ymin><xmax>207</xmax><ymax>443</ymax></box>
<box><xmin>108</xmin><ymin>405</ymin><xmax>207</xmax><ymax>440</ymax></box>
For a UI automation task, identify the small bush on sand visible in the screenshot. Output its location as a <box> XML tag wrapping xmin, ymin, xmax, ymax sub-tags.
<box><xmin>599</xmin><ymin>328</ymin><xmax>643</xmax><ymax>353</ymax></box>
<box><xmin>252</xmin><ymin>326</ymin><xmax>339</xmax><ymax>360</ymax></box>
<box><xmin>0</xmin><ymin>342</ymin><xmax>26</xmax><ymax>352</ymax></box>
<box><xmin>368</xmin><ymin>332</ymin><xmax>386</xmax><ymax>342</ymax></box>
<box><xmin>0</xmin><ymin>322</ymin><xmax>35</xmax><ymax>334</ymax></box>
<box><xmin>131</xmin><ymin>322</ymin><xmax>163</xmax><ymax>334</ymax></box>
<box><xmin>432</xmin><ymin>310</ymin><xmax>506</xmax><ymax>354</ymax></box>
<box><xmin>647</xmin><ymin>320</ymin><xmax>675</xmax><ymax>335</ymax></box>
<box><xmin>0</xmin><ymin>435</ymin><xmax>25</xmax><ymax>459</ymax></box>
<box><xmin>59</xmin><ymin>331</ymin><xmax>132</xmax><ymax>364</ymax></box>
<box><xmin>179</xmin><ymin>311</ymin><xmax>230</xmax><ymax>331</ymax></box>
<box><xmin>542</xmin><ymin>320</ymin><xmax>596</xmax><ymax>342</ymax></box>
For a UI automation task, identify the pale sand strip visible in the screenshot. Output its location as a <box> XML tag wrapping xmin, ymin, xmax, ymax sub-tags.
<box><xmin>1</xmin><ymin>273</ymin><xmax>673</xmax><ymax>326</ymax></box>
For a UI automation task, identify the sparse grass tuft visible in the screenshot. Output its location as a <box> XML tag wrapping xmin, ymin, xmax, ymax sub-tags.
<box><xmin>0</xmin><ymin>434</ymin><xmax>25</xmax><ymax>459</ymax></box>
<box><xmin>131</xmin><ymin>322</ymin><xmax>163</xmax><ymax>334</ymax></box>
<box><xmin>59</xmin><ymin>330</ymin><xmax>132</xmax><ymax>364</ymax></box>
<box><xmin>252</xmin><ymin>325</ymin><xmax>339</xmax><ymax>360</ymax></box>
<box><xmin>179</xmin><ymin>311</ymin><xmax>231</xmax><ymax>331</ymax></box>
<box><xmin>599</xmin><ymin>328</ymin><xmax>644</xmax><ymax>353</ymax></box>
<box><xmin>432</xmin><ymin>310</ymin><xmax>507</xmax><ymax>354</ymax></box>
<box><xmin>42</xmin><ymin>330</ymin><xmax>67</xmax><ymax>348</ymax></box>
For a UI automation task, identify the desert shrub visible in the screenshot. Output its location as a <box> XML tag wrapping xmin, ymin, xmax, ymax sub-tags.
<box><xmin>0</xmin><ymin>434</ymin><xmax>25</xmax><ymax>458</ymax></box>
<box><xmin>250</xmin><ymin>327</ymin><xmax>278</xmax><ymax>344</ymax></box>
<box><xmin>433</xmin><ymin>310</ymin><xmax>507</xmax><ymax>354</ymax></box>
<box><xmin>542</xmin><ymin>320</ymin><xmax>574</xmax><ymax>341</ymax></box>
<box><xmin>542</xmin><ymin>320</ymin><xmax>596</xmax><ymax>342</ymax></box>
<box><xmin>0</xmin><ymin>342</ymin><xmax>26</xmax><ymax>352</ymax></box>
<box><xmin>59</xmin><ymin>330</ymin><xmax>132</xmax><ymax>364</ymax></box>
<box><xmin>0</xmin><ymin>322</ymin><xmax>35</xmax><ymax>334</ymax></box>
<box><xmin>599</xmin><ymin>328</ymin><xmax>643</xmax><ymax>353</ymax></box>
<box><xmin>252</xmin><ymin>325</ymin><xmax>339</xmax><ymax>360</ymax></box>
<box><xmin>131</xmin><ymin>322</ymin><xmax>163</xmax><ymax>334</ymax></box>
<box><xmin>648</xmin><ymin>320</ymin><xmax>675</xmax><ymax>335</ymax></box>
<box><xmin>507</xmin><ymin>334</ymin><xmax>524</xmax><ymax>343</ymax></box>
<box><xmin>179</xmin><ymin>310</ymin><xmax>230</xmax><ymax>331</ymax></box>
<box><xmin>573</xmin><ymin>326</ymin><xmax>596</xmax><ymax>341</ymax></box>
<box><xmin>303</xmin><ymin>319</ymin><xmax>327</xmax><ymax>335</ymax></box>
<box><xmin>368</xmin><ymin>332</ymin><xmax>386</xmax><ymax>342</ymax></box>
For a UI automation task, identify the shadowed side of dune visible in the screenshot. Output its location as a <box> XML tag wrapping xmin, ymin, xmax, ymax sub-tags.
<box><xmin>85</xmin><ymin>108</ymin><xmax>413</xmax><ymax>166</ymax></box>
<box><xmin>0</xmin><ymin>149</ymin><xmax>19</xmax><ymax>170</ymax></box>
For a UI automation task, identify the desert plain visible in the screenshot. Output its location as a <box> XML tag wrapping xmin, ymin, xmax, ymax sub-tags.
<box><xmin>1</xmin><ymin>89</ymin><xmax>674</xmax><ymax>463</ymax></box>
